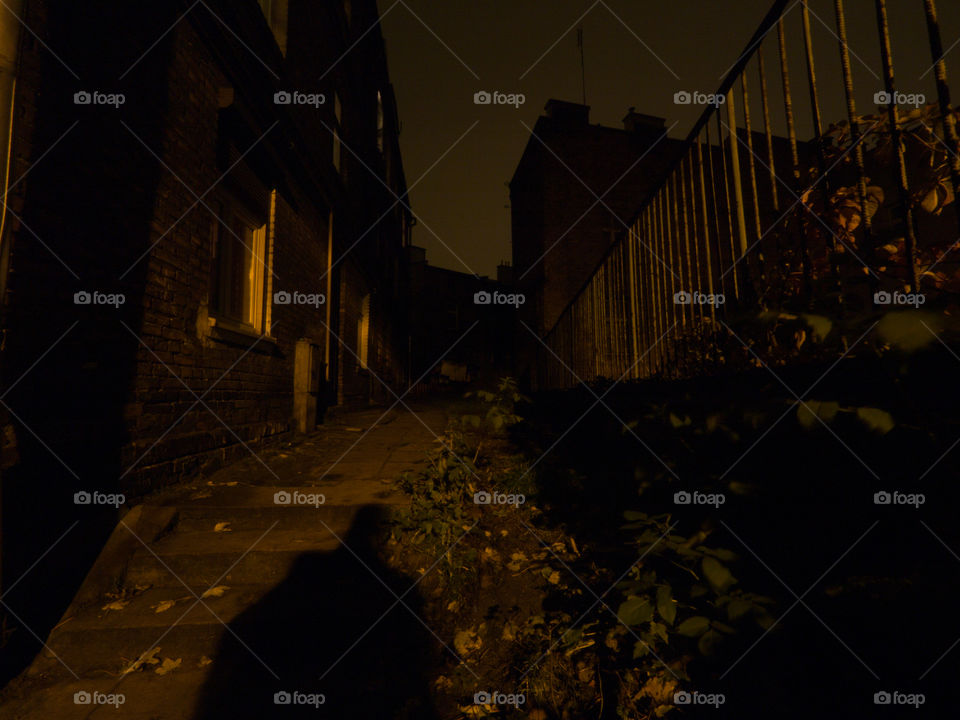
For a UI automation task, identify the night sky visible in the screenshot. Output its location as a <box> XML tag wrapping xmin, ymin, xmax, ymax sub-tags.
<box><xmin>379</xmin><ymin>0</ymin><xmax>960</xmax><ymax>278</ymax></box>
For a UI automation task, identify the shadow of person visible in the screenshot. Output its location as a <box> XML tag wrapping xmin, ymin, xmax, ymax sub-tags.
<box><xmin>192</xmin><ymin>505</ymin><xmax>439</xmax><ymax>719</ymax></box>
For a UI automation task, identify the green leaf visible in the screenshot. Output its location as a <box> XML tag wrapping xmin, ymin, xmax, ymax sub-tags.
<box><xmin>632</xmin><ymin>639</ymin><xmax>650</xmax><ymax>659</ymax></box>
<box><xmin>676</xmin><ymin>616</ymin><xmax>710</xmax><ymax>637</ymax></box>
<box><xmin>712</xmin><ymin>620</ymin><xmax>736</xmax><ymax>634</ymax></box>
<box><xmin>669</xmin><ymin>412</ymin><xmax>692</xmax><ymax>428</ymax></box>
<box><xmin>856</xmin><ymin>407</ymin><xmax>895</xmax><ymax>434</ymax></box>
<box><xmin>877</xmin><ymin>311</ymin><xmax>940</xmax><ymax>353</ymax></box>
<box><xmin>702</xmin><ymin>547</ymin><xmax>738</xmax><ymax>563</ymax></box>
<box><xmin>800</xmin><ymin>313</ymin><xmax>833</xmax><ymax>342</ymax></box>
<box><xmin>698</xmin><ymin>628</ymin><xmax>723</xmax><ymax>655</ymax></box>
<box><xmin>656</xmin><ymin>585</ymin><xmax>676</xmax><ymax>625</ymax></box>
<box><xmin>651</xmin><ymin>620</ymin><xmax>670</xmax><ymax>644</ymax></box>
<box><xmin>702</xmin><ymin>556</ymin><xmax>737</xmax><ymax>593</ymax></box>
<box><xmin>726</xmin><ymin>598</ymin><xmax>753</xmax><ymax>621</ymax></box>
<box><xmin>797</xmin><ymin>400</ymin><xmax>839</xmax><ymax>429</ymax></box>
<box><xmin>617</xmin><ymin>596</ymin><xmax>654</xmax><ymax>626</ymax></box>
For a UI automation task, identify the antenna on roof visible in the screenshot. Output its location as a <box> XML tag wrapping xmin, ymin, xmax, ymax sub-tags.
<box><xmin>577</xmin><ymin>26</ymin><xmax>586</xmax><ymax>105</ymax></box>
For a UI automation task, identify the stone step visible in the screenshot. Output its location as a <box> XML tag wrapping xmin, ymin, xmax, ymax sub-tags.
<box><xmin>171</xmin><ymin>503</ymin><xmax>364</xmax><ymax>532</ymax></box>
<box><xmin>123</xmin><ymin>538</ymin><xmax>343</xmax><ymax>588</ymax></box>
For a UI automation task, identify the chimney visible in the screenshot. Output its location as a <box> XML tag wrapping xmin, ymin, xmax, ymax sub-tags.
<box><xmin>544</xmin><ymin>98</ymin><xmax>590</xmax><ymax>126</ymax></box>
<box><xmin>623</xmin><ymin>107</ymin><xmax>667</xmax><ymax>133</ymax></box>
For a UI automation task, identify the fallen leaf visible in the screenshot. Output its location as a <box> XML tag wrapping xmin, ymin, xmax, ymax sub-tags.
<box><xmin>121</xmin><ymin>647</ymin><xmax>162</xmax><ymax>675</ymax></box>
<box><xmin>102</xmin><ymin>600</ymin><xmax>129</xmax><ymax>612</ymax></box>
<box><xmin>197</xmin><ymin>656</ymin><xmax>213</xmax><ymax>668</ymax></box>
<box><xmin>152</xmin><ymin>599</ymin><xmax>177</xmax><ymax>614</ymax></box>
<box><xmin>201</xmin><ymin>585</ymin><xmax>229</xmax><ymax>599</ymax></box>
<box><xmin>213</xmin><ymin>522</ymin><xmax>231</xmax><ymax>533</ymax></box>
<box><xmin>155</xmin><ymin>657</ymin><xmax>182</xmax><ymax>676</ymax></box>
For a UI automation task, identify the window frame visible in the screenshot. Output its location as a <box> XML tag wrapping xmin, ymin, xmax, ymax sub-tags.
<box><xmin>208</xmin><ymin>189</ymin><xmax>274</xmax><ymax>336</ymax></box>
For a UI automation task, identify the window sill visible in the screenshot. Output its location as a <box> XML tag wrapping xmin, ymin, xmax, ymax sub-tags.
<box><xmin>208</xmin><ymin>316</ymin><xmax>278</xmax><ymax>352</ymax></box>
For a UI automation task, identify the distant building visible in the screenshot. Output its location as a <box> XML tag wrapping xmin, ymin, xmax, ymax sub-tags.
<box><xmin>510</xmin><ymin>100</ymin><xmax>686</xmax><ymax>378</ymax></box>
<box><xmin>407</xmin><ymin>246</ymin><xmax>514</xmax><ymax>387</ymax></box>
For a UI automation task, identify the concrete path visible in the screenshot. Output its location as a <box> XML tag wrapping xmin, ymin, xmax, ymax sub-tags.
<box><xmin>0</xmin><ymin>402</ymin><xmax>447</xmax><ymax>719</ymax></box>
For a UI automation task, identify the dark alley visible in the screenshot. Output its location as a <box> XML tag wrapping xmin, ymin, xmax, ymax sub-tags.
<box><xmin>1</xmin><ymin>1</ymin><xmax>960</xmax><ymax>718</ymax></box>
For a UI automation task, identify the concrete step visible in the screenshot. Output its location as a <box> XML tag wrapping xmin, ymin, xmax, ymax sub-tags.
<box><xmin>171</xmin><ymin>501</ymin><xmax>365</xmax><ymax>532</ymax></box>
<box><xmin>123</xmin><ymin>539</ymin><xmax>342</xmax><ymax>588</ymax></box>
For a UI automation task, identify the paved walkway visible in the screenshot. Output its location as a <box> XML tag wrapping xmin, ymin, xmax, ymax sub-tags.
<box><xmin>0</xmin><ymin>402</ymin><xmax>448</xmax><ymax>719</ymax></box>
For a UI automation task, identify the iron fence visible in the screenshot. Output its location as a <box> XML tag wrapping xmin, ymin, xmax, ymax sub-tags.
<box><xmin>538</xmin><ymin>0</ymin><xmax>960</xmax><ymax>388</ymax></box>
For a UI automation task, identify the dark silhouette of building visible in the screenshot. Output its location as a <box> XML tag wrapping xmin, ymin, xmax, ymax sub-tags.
<box><xmin>407</xmin><ymin>246</ymin><xmax>515</xmax><ymax>387</ymax></box>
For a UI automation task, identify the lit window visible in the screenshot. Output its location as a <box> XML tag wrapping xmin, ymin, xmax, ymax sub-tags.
<box><xmin>258</xmin><ymin>0</ymin><xmax>289</xmax><ymax>55</ymax></box>
<box><xmin>210</xmin><ymin>191</ymin><xmax>274</xmax><ymax>333</ymax></box>
<box><xmin>357</xmin><ymin>293</ymin><xmax>370</xmax><ymax>369</ymax></box>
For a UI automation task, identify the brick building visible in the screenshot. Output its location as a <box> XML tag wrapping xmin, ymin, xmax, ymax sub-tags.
<box><xmin>0</xmin><ymin>0</ymin><xmax>411</xmax><ymax>672</ymax></box>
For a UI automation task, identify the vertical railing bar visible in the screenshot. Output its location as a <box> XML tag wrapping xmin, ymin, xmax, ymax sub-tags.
<box><xmin>664</xmin><ymin>181</ymin><xmax>681</xmax><ymax>375</ymax></box>
<box><xmin>778</xmin><ymin>15</ymin><xmax>813</xmax><ymax>302</ymax></box>
<box><xmin>669</xmin><ymin>172</ymin><xmax>687</xmax><ymax>372</ymax></box>
<box><xmin>802</xmin><ymin>0</ymin><xmax>845</xmax><ymax>309</ymax></box>
<box><xmin>658</xmin><ymin>191</ymin><xmax>673</xmax><ymax>374</ymax></box>
<box><xmin>922</xmin><ymin>0</ymin><xmax>960</xmax><ymax>238</ymax></box>
<box><xmin>685</xmin><ymin>153</ymin><xmax>704</xmax><ymax>363</ymax></box>
<box><xmin>741</xmin><ymin>66</ymin><xmax>767</xmax><ymax>293</ymax></box>
<box><xmin>758</xmin><ymin>40</ymin><xmax>780</xmax><ymax>212</ymax></box>
<box><xmin>649</xmin><ymin>199</ymin><xmax>662</xmax><ymax>375</ymax></box>
<box><xmin>834</xmin><ymin>0</ymin><xmax>875</xmax><ymax>282</ymax></box>
<box><xmin>647</xmin><ymin>209</ymin><xmax>659</xmax><ymax>377</ymax></box>
<box><xmin>716</xmin><ymin>111</ymin><xmax>740</xmax><ymax>300</ymax></box>
<box><xmin>875</xmin><ymin>0</ymin><xmax>919</xmax><ymax>291</ymax></box>
<box><xmin>655</xmin><ymin>190</ymin><xmax>670</xmax><ymax>375</ymax></box>
<box><xmin>626</xmin><ymin>228</ymin><xmax>639</xmax><ymax>379</ymax></box>
<box><xmin>681</xmin><ymin>155</ymin><xmax>702</xmax><ymax>347</ymax></box>
<box><xmin>705</xmin><ymin>122</ymin><xmax>728</xmax><ymax>314</ymax></box>
<box><xmin>642</xmin><ymin>211</ymin><xmax>655</xmax><ymax>377</ymax></box>
<box><xmin>697</xmin><ymin>131</ymin><xmax>718</xmax><ymax>330</ymax></box>
<box><xmin>726</xmin><ymin>86</ymin><xmax>752</xmax><ymax>305</ymax></box>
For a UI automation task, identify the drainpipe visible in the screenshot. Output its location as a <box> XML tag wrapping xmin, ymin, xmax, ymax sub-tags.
<box><xmin>0</xmin><ymin>0</ymin><xmax>22</xmax><ymax>608</ymax></box>
<box><xmin>0</xmin><ymin>0</ymin><xmax>21</xmax><ymax>306</ymax></box>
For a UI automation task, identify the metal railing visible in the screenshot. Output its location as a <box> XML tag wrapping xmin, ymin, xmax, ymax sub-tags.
<box><xmin>538</xmin><ymin>0</ymin><xmax>960</xmax><ymax>389</ymax></box>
